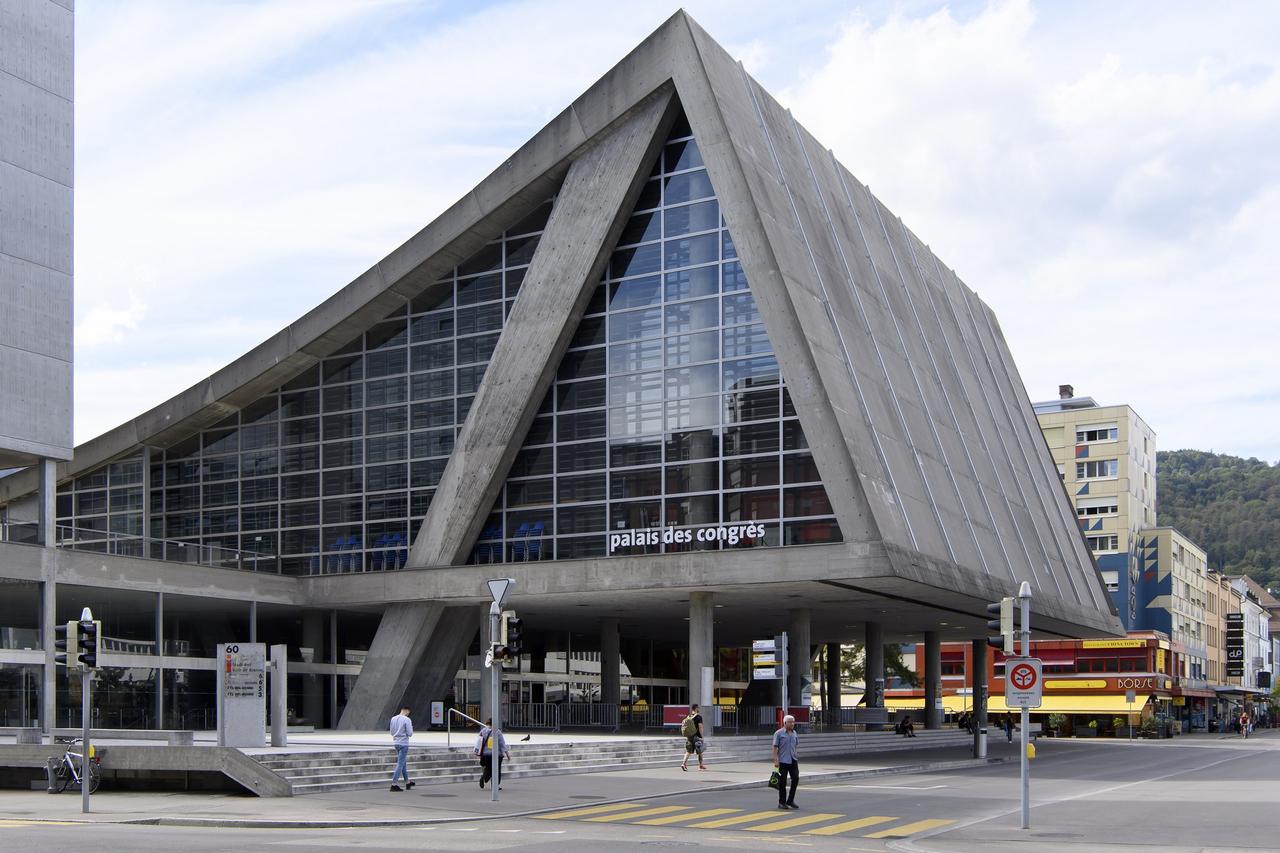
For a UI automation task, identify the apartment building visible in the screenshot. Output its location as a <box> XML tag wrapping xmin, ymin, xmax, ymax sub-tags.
<box><xmin>1035</xmin><ymin>386</ymin><xmax>1157</xmax><ymax>629</ymax></box>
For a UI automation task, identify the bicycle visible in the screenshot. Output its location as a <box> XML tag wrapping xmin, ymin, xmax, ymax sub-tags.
<box><xmin>48</xmin><ymin>737</ymin><xmax>101</xmax><ymax>794</ymax></box>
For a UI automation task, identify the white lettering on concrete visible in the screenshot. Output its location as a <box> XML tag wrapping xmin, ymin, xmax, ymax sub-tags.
<box><xmin>609</xmin><ymin>522</ymin><xmax>768</xmax><ymax>553</ymax></box>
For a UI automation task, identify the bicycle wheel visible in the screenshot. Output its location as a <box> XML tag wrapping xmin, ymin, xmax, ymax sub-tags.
<box><xmin>53</xmin><ymin>760</ymin><xmax>72</xmax><ymax>793</ymax></box>
<box><xmin>85</xmin><ymin>760</ymin><xmax>101</xmax><ymax>794</ymax></box>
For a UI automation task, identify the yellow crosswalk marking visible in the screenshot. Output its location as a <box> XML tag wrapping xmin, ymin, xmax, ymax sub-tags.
<box><xmin>803</xmin><ymin>815</ymin><xmax>899</xmax><ymax>836</ymax></box>
<box><xmin>583</xmin><ymin>805</ymin><xmax>692</xmax><ymax>823</ymax></box>
<box><xmin>864</xmin><ymin>818</ymin><xmax>955</xmax><ymax>838</ymax></box>
<box><xmin>688</xmin><ymin>810</ymin><xmax>798</xmax><ymax>829</ymax></box>
<box><xmin>635</xmin><ymin>808</ymin><xmax>740</xmax><ymax>825</ymax></box>
<box><xmin>534</xmin><ymin>802</ymin><xmax>644</xmax><ymax>820</ymax></box>
<box><xmin>745</xmin><ymin>812</ymin><xmax>845</xmax><ymax>832</ymax></box>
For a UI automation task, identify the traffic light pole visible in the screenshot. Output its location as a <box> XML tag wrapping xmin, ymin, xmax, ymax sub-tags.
<box><xmin>1019</xmin><ymin>583</ymin><xmax>1031</xmax><ymax>830</ymax></box>
<box><xmin>489</xmin><ymin>600</ymin><xmax>501</xmax><ymax>803</ymax></box>
<box><xmin>81</xmin><ymin>667</ymin><xmax>91</xmax><ymax>814</ymax></box>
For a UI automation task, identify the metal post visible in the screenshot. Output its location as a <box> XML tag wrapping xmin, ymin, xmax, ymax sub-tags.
<box><xmin>490</xmin><ymin>601</ymin><xmax>501</xmax><ymax>803</ymax></box>
<box><xmin>1018</xmin><ymin>582</ymin><xmax>1031</xmax><ymax>830</ymax></box>
<box><xmin>81</xmin><ymin>668</ymin><xmax>91</xmax><ymax>814</ymax></box>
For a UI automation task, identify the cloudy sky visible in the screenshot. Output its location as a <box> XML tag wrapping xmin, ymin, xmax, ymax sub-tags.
<box><xmin>74</xmin><ymin>0</ymin><xmax>1280</xmax><ymax>461</ymax></box>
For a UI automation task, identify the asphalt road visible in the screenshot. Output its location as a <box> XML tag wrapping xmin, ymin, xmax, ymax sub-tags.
<box><xmin>2</xmin><ymin>733</ymin><xmax>1276</xmax><ymax>852</ymax></box>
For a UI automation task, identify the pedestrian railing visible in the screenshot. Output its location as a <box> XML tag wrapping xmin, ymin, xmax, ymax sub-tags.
<box><xmin>505</xmin><ymin>702</ymin><xmax>560</xmax><ymax>731</ymax></box>
<box><xmin>446</xmin><ymin>707</ymin><xmax>485</xmax><ymax>749</ymax></box>
<box><xmin>559</xmin><ymin>702</ymin><xmax>619</xmax><ymax>731</ymax></box>
<box><xmin>51</xmin><ymin>525</ymin><xmax>264</xmax><ymax>572</ymax></box>
<box><xmin>0</xmin><ymin>520</ymin><xmax>40</xmax><ymax>545</ymax></box>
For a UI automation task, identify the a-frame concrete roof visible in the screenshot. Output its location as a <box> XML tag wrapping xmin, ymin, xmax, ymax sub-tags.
<box><xmin>6</xmin><ymin>11</ymin><xmax>1122</xmax><ymax>639</ymax></box>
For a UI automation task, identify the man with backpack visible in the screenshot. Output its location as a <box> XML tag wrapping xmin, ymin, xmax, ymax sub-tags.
<box><xmin>680</xmin><ymin>703</ymin><xmax>707</xmax><ymax>771</ymax></box>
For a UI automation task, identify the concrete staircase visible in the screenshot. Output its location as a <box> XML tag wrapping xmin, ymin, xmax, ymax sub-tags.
<box><xmin>255</xmin><ymin>729</ymin><xmax>970</xmax><ymax>795</ymax></box>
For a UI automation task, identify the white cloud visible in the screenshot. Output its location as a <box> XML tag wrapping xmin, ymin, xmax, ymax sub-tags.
<box><xmin>779</xmin><ymin>0</ymin><xmax>1280</xmax><ymax>461</ymax></box>
<box><xmin>71</xmin><ymin>0</ymin><xmax>1280</xmax><ymax>461</ymax></box>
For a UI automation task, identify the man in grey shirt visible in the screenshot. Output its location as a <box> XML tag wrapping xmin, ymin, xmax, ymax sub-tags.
<box><xmin>389</xmin><ymin>705</ymin><xmax>414</xmax><ymax>791</ymax></box>
<box><xmin>772</xmin><ymin>713</ymin><xmax>799</xmax><ymax>809</ymax></box>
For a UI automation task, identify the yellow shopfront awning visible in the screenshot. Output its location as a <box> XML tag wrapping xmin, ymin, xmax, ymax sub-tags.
<box><xmin>987</xmin><ymin>694</ymin><xmax>1148</xmax><ymax>715</ymax></box>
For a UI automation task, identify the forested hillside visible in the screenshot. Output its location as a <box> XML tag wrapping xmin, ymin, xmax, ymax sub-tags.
<box><xmin>1157</xmin><ymin>450</ymin><xmax>1280</xmax><ymax>591</ymax></box>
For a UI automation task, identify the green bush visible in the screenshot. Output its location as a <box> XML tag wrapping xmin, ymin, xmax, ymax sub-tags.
<box><xmin>1112</xmin><ymin>717</ymin><xmax>1126</xmax><ymax>730</ymax></box>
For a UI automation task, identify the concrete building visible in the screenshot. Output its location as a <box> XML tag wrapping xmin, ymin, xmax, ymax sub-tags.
<box><xmin>1034</xmin><ymin>387</ymin><xmax>1157</xmax><ymax>628</ymax></box>
<box><xmin>0</xmin><ymin>12</ymin><xmax>1120</xmax><ymax>734</ymax></box>
<box><xmin>0</xmin><ymin>0</ymin><xmax>74</xmax><ymax>730</ymax></box>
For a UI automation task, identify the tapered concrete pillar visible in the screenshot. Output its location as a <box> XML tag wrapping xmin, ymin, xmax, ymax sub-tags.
<box><xmin>788</xmin><ymin>609</ymin><xmax>811</xmax><ymax>709</ymax></box>
<box><xmin>824</xmin><ymin>642</ymin><xmax>842</xmax><ymax>722</ymax></box>
<box><xmin>864</xmin><ymin>622</ymin><xmax>884</xmax><ymax>708</ymax></box>
<box><xmin>971</xmin><ymin>638</ymin><xmax>988</xmax><ymax>755</ymax></box>
<box><xmin>924</xmin><ymin>630</ymin><xmax>942</xmax><ymax>729</ymax></box>
<box><xmin>688</xmin><ymin>592</ymin><xmax>714</xmax><ymax>706</ymax></box>
<box><xmin>600</xmin><ymin>618</ymin><xmax>620</xmax><ymax>705</ymax></box>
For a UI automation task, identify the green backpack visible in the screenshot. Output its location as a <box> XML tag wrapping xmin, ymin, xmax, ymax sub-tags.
<box><xmin>680</xmin><ymin>713</ymin><xmax>697</xmax><ymax>738</ymax></box>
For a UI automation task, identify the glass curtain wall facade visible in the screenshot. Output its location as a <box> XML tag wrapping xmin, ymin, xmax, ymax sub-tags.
<box><xmin>48</xmin><ymin>110</ymin><xmax>842</xmax><ymax>575</ymax></box>
<box><xmin>478</xmin><ymin>114</ymin><xmax>842</xmax><ymax>563</ymax></box>
<box><xmin>53</xmin><ymin>202</ymin><xmax>555</xmax><ymax>574</ymax></box>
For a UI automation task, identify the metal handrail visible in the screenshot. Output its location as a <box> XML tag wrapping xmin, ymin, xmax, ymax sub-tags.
<box><xmin>446</xmin><ymin>707</ymin><xmax>485</xmax><ymax>749</ymax></box>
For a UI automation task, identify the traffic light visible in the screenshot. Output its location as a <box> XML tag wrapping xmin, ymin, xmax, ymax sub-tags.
<box><xmin>78</xmin><ymin>619</ymin><xmax>102</xmax><ymax>669</ymax></box>
<box><xmin>505</xmin><ymin>615</ymin><xmax>523</xmax><ymax>656</ymax></box>
<box><xmin>54</xmin><ymin>620</ymin><xmax>79</xmax><ymax>669</ymax></box>
<box><xmin>987</xmin><ymin>596</ymin><xmax>1015</xmax><ymax>654</ymax></box>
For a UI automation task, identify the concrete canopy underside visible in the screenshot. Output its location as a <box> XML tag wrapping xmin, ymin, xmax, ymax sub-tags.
<box><xmin>2</xmin><ymin>12</ymin><xmax>1123</xmax><ymax>723</ymax></box>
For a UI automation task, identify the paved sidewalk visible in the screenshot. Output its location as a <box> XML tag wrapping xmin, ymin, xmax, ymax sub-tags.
<box><xmin>0</xmin><ymin>741</ymin><xmax>1016</xmax><ymax>828</ymax></box>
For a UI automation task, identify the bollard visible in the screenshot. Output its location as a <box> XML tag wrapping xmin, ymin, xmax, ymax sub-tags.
<box><xmin>45</xmin><ymin>757</ymin><xmax>59</xmax><ymax>793</ymax></box>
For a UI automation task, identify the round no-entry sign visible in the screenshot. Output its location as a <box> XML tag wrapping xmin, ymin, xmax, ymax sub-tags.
<box><xmin>1010</xmin><ymin>662</ymin><xmax>1037</xmax><ymax>690</ymax></box>
<box><xmin>1005</xmin><ymin>657</ymin><xmax>1043</xmax><ymax>708</ymax></box>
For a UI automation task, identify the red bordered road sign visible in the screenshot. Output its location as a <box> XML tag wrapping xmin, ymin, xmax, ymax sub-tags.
<box><xmin>1005</xmin><ymin>658</ymin><xmax>1043</xmax><ymax>708</ymax></box>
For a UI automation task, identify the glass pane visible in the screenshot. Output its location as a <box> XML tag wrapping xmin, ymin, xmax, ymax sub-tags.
<box><xmin>608</xmin><ymin>276</ymin><xmax>662</xmax><ymax>311</ymax></box>
<box><xmin>664</xmin><ymin>297</ymin><xmax>719</xmax><ymax>334</ymax></box>
<box><xmin>663</xmin><ymin>199</ymin><xmax>717</xmax><ymax>237</ymax></box>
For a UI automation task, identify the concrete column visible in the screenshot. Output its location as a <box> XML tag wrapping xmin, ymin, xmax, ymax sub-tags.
<box><xmin>329</xmin><ymin>610</ymin><xmax>339</xmax><ymax>729</ymax></box>
<box><xmin>37</xmin><ymin>458</ymin><xmax>56</xmax><ymax>547</ymax></box>
<box><xmin>924</xmin><ymin>630</ymin><xmax>942</xmax><ymax>729</ymax></box>
<box><xmin>971</xmin><ymin>639</ymin><xmax>988</xmax><ymax>755</ymax></box>
<box><xmin>155</xmin><ymin>592</ymin><xmax>165</xmax><ymax>729</ymax></box>
<box><xmin>302</xmin><ymin>610</ymin><xmax>325</xmax><ymax>727</ymax></box>
<box><xmin>249</xmin><ymin>601</ymin><xmax>258</xmax><ymax>643</ymax></box>
<box><xmin>600</xmin><ymin>618</ymin><xmax>620</xmax><ymax>706</ymax></box>
<box><xmin>688</xmin><ymin>592</ymin><xmax>714</xmax><ymax>706</ymax></box>
<box><xmin>788</xmin><ymin>608</ymin><xmax>811</xmax><ymax>710</ymax></box>
<box><xmin>864</xmin><ymin>622</ymin><xmax>884</xmax><ymax>707</ymax></box>
<box><xmin>824</xmin><ymin>642</ymin><xmax>842</xmax><ymax>722</ymax></box>
<box><xmin>41</xmin><ymin>579</ymin><xmax>55</xmax><ymax>736</ymax></box>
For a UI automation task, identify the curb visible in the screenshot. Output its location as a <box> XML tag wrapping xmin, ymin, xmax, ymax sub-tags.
<box><xmin>25</xmin><ymin>755</ymin><xmax>1008</xmax><ymax>829</ymax></box>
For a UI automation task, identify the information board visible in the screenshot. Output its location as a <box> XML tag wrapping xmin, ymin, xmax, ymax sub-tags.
<box><xmin>216</xmin><ymin>642</ymin><xmax>266</xmax><ymax>747</ymax></box>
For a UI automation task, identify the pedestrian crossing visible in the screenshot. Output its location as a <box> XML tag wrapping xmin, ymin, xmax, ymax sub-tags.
<box><xmin>533</xmin><ymin>802</ymin><xmax>954</xmax><ymax>838</ymax></box>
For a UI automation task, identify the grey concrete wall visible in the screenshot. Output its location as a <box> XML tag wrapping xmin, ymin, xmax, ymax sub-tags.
<box><xmin>337</xmin><ymin>601</ymin><xmax>445</xmax><ymax>730</ymax></box>
<box><xmin>0</xmin><ymin>0</ymin><xmax>73</xmax><ymax>465</ymax></box>
<box><xmin>678</xmin><ymin>14</ymin><xmax>1118</xmax><ymax>629</ymax></box>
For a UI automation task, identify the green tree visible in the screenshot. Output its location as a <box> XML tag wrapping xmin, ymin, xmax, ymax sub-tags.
<box><xmin>839</xmin><ymin>643</ymin><xmax>919</xmax><ymax>688</ymax></box>
<box><xmin>1157</xmin><ymin>450</ymin><xmax>1280</xmax><ymax>590</ymax></box>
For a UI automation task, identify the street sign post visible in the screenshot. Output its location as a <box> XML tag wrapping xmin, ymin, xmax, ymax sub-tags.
<box><xmin>484</xmin><ymin>578</ymin><xmax>514</xmax><ymax>803</ymax></box>
<box><xmin>1016</xmin><ymin>582</ymin><xmax>1032</xmax><ymax>830</ymax></box>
